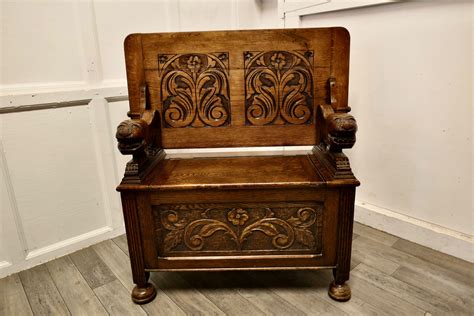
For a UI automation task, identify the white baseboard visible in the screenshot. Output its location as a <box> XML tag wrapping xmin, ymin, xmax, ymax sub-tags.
<box><xmin>0</xmin><ymin>225</ymin><xmax>125</xmax><ymax>279</ymax></box>
<box><xmin>25</xmin><ymin>226</ymin><xmax>111</xmax><ymax>260</ymax></box>
<box><xmin>355</xmin><ymin>200</ymin><xmax>474</xmax><ymax>263</ymax></box>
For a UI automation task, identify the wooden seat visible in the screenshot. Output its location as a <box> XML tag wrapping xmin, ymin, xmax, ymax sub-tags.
<box><xmin>115</xmin><ymin>28</ymin><xmax>359</xmax><ymax>305</ymax></box>
<box><xmin>144</xmin><ymin>155</ymin><xmax>324</xmax><ymax>189</ymax></box>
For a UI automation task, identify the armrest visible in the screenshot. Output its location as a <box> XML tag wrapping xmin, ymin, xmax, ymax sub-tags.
<box><xmin>311</xmin><ymin>104</ymin><xmax>359</xmax><ymax>185</ymax></box>
<box><xmin>116</xmin><ymin>109</ymin><xmax>164</xmax><ymax>184</ymax></box>
<box><xmin>116</xmin><ymin>119</ymin><xmax>149</xmax><ymax>156</ymax></box>
<box><xmin>318</xmin><ymin>104</ymin><xmax>357</xmax><ymax>152</ymax></box>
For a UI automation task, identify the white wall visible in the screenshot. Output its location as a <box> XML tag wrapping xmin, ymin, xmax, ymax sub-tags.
<box><xmin>279</xmin><ymin>0</ymin><xmax>473</xmax><ymax>260</ymax></box>
<box><xmin>1</xmin><ymin>1</ymin><xmax>84</xmax><ymax>85</ymax></box>
<box><xmin>0</xmin><ymin>0</ymin><xmax>472</xmax><ymax>278</ymax></box>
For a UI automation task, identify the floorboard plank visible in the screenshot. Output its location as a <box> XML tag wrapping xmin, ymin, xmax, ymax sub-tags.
<box><xmin>206</xmin><ymin>271</ymin><xmax>307</xmax><ymax>315</ymax></box>
<box><xmin>353</xmin><ymin>222</ymin><xmax>399</xmax><ymax>246</ymax></box>
<box><xmin>94</xmin><ymin>280</ymin><xmax>147</xmax><ymax>315</ymax></box>
<box><xmin>356</xmin><ymin>236</ymin><xmax>472</xmax><ymax>293</ymax></box>
<box><xmin>0</xmin><ymin>274</ymin><xmax>33</xmax><ymax>316</ymax></box>
<box><xmin>19</xmin><ymin>265</ymin><xmax>70</xmax><ymax>315</ymax></box>
<box><xmin>112</xmin><ymin>234</ymin><xmax>129</xmax><ymax>256</ymax></box>
<box><xmin>392</xmin><ymin>265</ymin><xmax>473</xmax><ymax>315</ymax></box>
<box><xmin>151</xmin><ymin>272</ymin><xmax>225</xmax><ymax>315</ymax></box>
<box><xmin>93</xmin><ymin>239</ymin><xmax>187</xmax><ymax>315</ymax></box>
<box><xmin>246</xmin><ymin>270</ymin><xmax>347</xmax><ymax>315</ymax></box>
<box><xmin>69</xmin><ymin>246</ymin><xmax>117</xmax><ymax>289</ymax></box>
<box><xmin>181</xmin><ymin>271</ymin><xmax>268</xmax><ymax>316</ymax></box>
<box><xmin>352</xmin><ymin>237</ymin><xmax>400</xmax><ymax>275</ymax></box>
<box><xmin>353</xmin><ymin>263</ymin><xmax>464</xmax><ymax>315</ymax></box>
<box><xmin>93</xmin><ymin>240</ymin><xmax>136</xmax><ymax>291</ymax></box>
<box><xmin>46</xmin><ymin>256</ymin><xmax>107</xmax><ymax>315</ymax></box>
<box><xmin>272</xmin><ymin>269</ymin><xmax>383</xmax><ymax>315</ymax></box>
<box><xmin>350</xmin><ymin>274</ymin><xmax>425</xmax><ymax>315</ymax></box>
<box><xmin>392</xmin><ymin>238</ymin><xmax>474</xmax><ymax>278</ymax></box>
<box><xmin>350</xmin><ymin>256</ymin><xmax>361</xmax><ymax>270</ymax></box>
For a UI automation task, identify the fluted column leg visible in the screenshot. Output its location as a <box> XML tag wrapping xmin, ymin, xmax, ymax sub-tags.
<box><xmin>329</xmin><ymin>187</ymin><xmax>355</xmax><ymax>302</ymax></box>
<box><xmin>121</xmin><ymin>192</ymin><xmax>157</xmax><ymax>304</ymax></box>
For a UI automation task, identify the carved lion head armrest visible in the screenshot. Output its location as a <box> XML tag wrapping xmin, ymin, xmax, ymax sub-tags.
<box><xmin>325</xmin><ymin>110</ymin><xmax>357</xmax><ymax>151</ymax></box>
<box><xmin>116</xmin><ymin>119</ymin><xmax>148</xmax><ymax>156</ymax></box>
<box><xmin>116</xmin><ymin>107</ymin><xmax>164</xmax><ymax>184</ymax></box>
<box><xmin>115</xmin><ymin>81</ymin><xmax>165</xmax><ymax>184</ymax></box>
<box><xmin>311</xmin><ymin>78</ymin><xmax>359</xmax><ymax>183</ymax></box>
<box><xmin>317</xmin><ymin>104</ymin><xmax>357</xmax><ymax>152</ymax></box>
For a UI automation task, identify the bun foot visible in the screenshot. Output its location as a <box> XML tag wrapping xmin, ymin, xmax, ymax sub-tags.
<box><xmin>132</xmin><ymin>283</ymin><xmax>157</xmax><ymax>304</ymax></box>
<box><xmin>328</xmin><ymin>281</ymin><xmax>351</xmax><ymax>302</ymax></box>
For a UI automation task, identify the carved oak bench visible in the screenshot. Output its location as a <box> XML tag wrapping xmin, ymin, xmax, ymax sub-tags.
<box><xmin>116</xmin><ymin>28</ymin><xmax>359</xmax><ymax>304</ymax></box>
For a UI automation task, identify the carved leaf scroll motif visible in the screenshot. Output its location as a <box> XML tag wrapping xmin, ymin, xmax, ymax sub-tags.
<box><xmin>156</xmin><ymin>204</ymin><xmax>323</xmax><ymax>254</ymax></box>
<box><xmin>244</xmin><ymin>51</ymin><xmax>314</xmax><ymax>125</ymax></box>
<box><xmin>159</xmin><ymin>53</ymin><xmax>231</xmax><ymax>128</ymax></box>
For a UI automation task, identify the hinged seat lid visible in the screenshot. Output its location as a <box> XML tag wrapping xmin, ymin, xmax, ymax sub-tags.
<box><xmin>143</xmin><ymin>155</ymin><xmax>325</xmax><ymax>190</ymax></box>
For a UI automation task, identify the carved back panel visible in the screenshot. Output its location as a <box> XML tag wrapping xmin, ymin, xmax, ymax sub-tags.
<box><xmin>124</xmin><ymin>28</ymin><xmax>350</xmax><ymax>148</ymax></box>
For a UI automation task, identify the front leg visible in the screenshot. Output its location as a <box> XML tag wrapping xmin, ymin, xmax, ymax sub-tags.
<box><xmin>329</xmin><ymin>278</ymin><xmax>351</xmax><ymax>302</ymax></box>
<box><xmin>121</xmin><ymin>193</ymin><xmax>157</xmax><ymax>304</ymax></box>
<box><xmin>131</xmin><ymin>272</ymin><xmax>156</xmax><ymax>304</ymax></box>
<box><xmin>328</xmin><ymin>187</ymin><xmax>355</xmax><ymax>302</ymax></box>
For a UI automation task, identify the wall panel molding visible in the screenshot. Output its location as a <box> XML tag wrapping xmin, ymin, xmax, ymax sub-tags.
<box><xmin>0</xmin><ymin>96</ymin><xmax>128</xmax><ymax>278</ymax></box>
<box><xmin>25</xmin><ymin>226</ymin><xmax>114</xmax><ymax>260</ymax></box>
<box><xmin>0</xmin><ymin>97</ymin><xmax>128</xmax><ymax>278</ymax></box>
<box><xmin>280</xmin><ymin>0</ymin><xmax>398</xmax><ymax>18</ymax></box>
<box><xmin>89</xmin><ymin>99</ymin><xmax>114</xmax><ymax>228</ymax></box>
<box><xmin>281</xmin><ymin>0</ymin><xmax>399</xmax><ymax>27</ymax></box>
<box><xmin>88</xmin><ymin>98</ymin><xmax>126</xmax><ymax>229</ymax></box>
<box><xmin>0</xmin><ymin>226</ymin><xmax>124</xmax><ymax>278</ymax></box>
<box><xmin>0</xmin><ymin>140</ymin><xmax>28</xmax><ymax>258</ymax></box>
<box><xmin>0</xmin><ymin>85</ymin><xmax>128</xmax><ymax>114</ymax></box>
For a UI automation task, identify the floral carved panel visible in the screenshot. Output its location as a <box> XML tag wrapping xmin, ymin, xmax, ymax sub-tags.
<box><xmin>158</xmin><ymin>52</ymin><xmax>231</xmax><ymax>128</ymax></box>
<box><xmin>244</xmin><ymin>50</ymin><xmax>314</xmax><ymax>126</ymax></box>
<box><xmin>153</xmin><ymin>203</ymin><xmax>323</xmax><ymax>256</ymax></box>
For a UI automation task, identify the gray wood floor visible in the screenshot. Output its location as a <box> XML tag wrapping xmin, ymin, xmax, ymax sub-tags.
<box><xmin>1</xmin><ymin>222</ymin><xmax>473</xmax><ymax>315</ymax></box>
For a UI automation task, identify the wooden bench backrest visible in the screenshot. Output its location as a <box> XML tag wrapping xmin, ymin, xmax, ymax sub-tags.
<box><xmin>124</xmin><ymin>28</ymin><xmax>350</xmax><ymax>149</ymax></box>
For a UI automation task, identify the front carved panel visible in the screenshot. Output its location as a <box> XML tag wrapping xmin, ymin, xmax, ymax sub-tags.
<box><xmin>159</xmin><ymin>53</ymin><xmax>230</xmax><ymax>128</ymax></box>
<box><xmin>244</xmin><ymin>51</ymin><xmax>314</xmax><ymax>126</ymax></box>
<box><xmin>153</xmin><ymin>203</ymin><xmax>323</xmax><ymax>256</ymax></box>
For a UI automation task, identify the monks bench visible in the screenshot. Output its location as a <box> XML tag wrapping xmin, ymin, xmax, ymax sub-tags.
<box><xmin>115</xmin><ymin>28</ymin><xmax>359</xmax><ymax>304</ymax></box>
